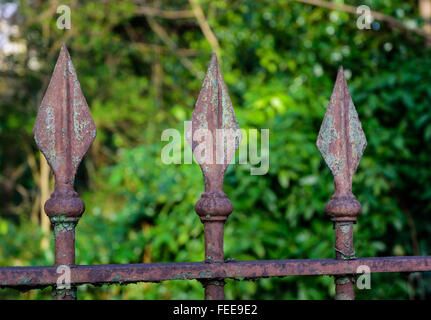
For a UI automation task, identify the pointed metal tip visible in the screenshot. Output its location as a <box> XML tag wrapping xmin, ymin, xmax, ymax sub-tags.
<box><xmin>59</xmin><ymin>42</ymin><xmax>71</xmax><ymax>60</ymax></box>
<box><xmin>189</xmin><ymin>50</ymin><xmax>240</xmax><ymax>187</ymax></box>
<box><xmin>333</xmin><ymin>66</ymin><xmax>350</xmax><ymax>98</ymax></box>
<box><xmin>336</xmin><ymin>66</ymin><xmax>346</xmax><ymax>82</ymax></box>
<box><xmin>34</xmin><ymin>41</ymin><xmax>96</xmax><ymax>184</ymax></box>
<box><xmin>209</xmin><ymin>52</ymin><xmax>219</xmax><ymax>65</ymax></box>
<box><xmin>317</xmin><ymin>65</ymin><xmax>366</xmax><ymax>188</ymax></box>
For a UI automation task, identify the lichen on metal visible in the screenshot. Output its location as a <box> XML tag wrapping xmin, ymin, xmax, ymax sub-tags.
<box><xmin>187</xmin><ymin>53</ymin><xmax>242</xmax><ymax>300</ymax></box>
<box><xmin>187</xmin><ymin>53</ymin><xmax>241</xmax><ymax>193</ymax></box>
<box><xmin>317</xmin><ymin>67</ymin><xmax>367</xmax><ymax>300</ymax></box>
<box><xmin>34</xmin><ymin>43</ymin><xmax>96</xmax><ymax>189</ymax></box>
<box><xmin>32</xmin><ymin>43</ymin><xmax>97</xmax><ymax>299</ymax></box>
<box><xmin>316</xmin><ymin>66</ymin><xmax>367</xmax><ymax>197</ymax></box>
<box><xmin>51</xmin><ymin>214</ymin><xmax>78</xmax><ymax>239</ymax></box>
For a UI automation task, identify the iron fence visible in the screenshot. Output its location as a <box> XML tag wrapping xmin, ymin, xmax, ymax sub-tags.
<box><xmin>0</xmin><ymin>43</ymin><xmax>430</xmax><ymax>300</ymax></box>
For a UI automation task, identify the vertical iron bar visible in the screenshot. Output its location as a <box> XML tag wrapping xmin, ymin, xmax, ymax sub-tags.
<box><xmin>50</xmin><ymin>214</ymin><xmax>80</xmax><ymax>300</ymax></box>
<box><xmin>53</xmin><ymin>221</ymin><xmax>76</xmax><ymax>266</ymax></box>
<box><xmin>334</xmin><ymin>222</ymin><xmax>355</xmax><ymax>300</ymax></box>
<box><xmin>188</xmin><ymin>53</ymin><xmax>241</xmax><ymax>300</ymax></box>
<box><xmin>33</xmin><ymin>43</ymin><xmax>96</xmax><ymax>300</ymax></box>
<box><xmin>196</xmin><ymin>193</ymin><xmax>232</xmax><ymax>300</ymax></box>
<box><xmin>203</xmin><ymin>221</ymin><xmax>225</xmax><ymax>299</ymax></box>
<box><xmin>48</xmin><ymin>209</ymin><xmax>81</xmax><ymax>299</ymax></box>
<box><xmin>316</xmin><ymin>67</ymin><xmax>367</xmax><ymax>300</ymax></box>
<box><xmin>204</xmin><ymin>221</ymin><xmax>224</xmax><ymax>264</ymax></box>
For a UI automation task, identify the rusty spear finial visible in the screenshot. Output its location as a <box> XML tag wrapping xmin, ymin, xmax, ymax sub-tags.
<box><xmin>34</xmin><ymin>44</ymin><xmax>96</xmax><ymax>300</ymax></box>
<box><xmin>188</xmin><ymin>53</ymin><xmax>241</xmax><ymax>300</ymax></box>
<box><xmin>317</xmin><ymin>66</ymin><xmax>367</xmax><ymax>222</ymax></box>
<box><xmin>34</xmin><ymin>43</ymin><xmax>96</xmax><ymax>220</ymax></box>
<box><xmin>317</xmin><ymin>67</ymin><xmax>367</xmax><ymax>300</ymax></box>
<box><xmin>188</xmin><ymin>53</ymin><xmax>241</xmax><ymax>221</ymax></box>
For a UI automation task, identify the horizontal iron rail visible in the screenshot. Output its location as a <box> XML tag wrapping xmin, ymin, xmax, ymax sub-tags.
<box><xmin>1</xmin><ymin>256</ymin><xmax>430</xmax><ymax>289</ymax></box>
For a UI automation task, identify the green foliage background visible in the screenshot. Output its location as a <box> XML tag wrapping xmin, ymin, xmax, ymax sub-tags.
<box><xmin>0</xmin><ymin>0</ymin><xmax>431</xmax><ymax>299</ymax></box>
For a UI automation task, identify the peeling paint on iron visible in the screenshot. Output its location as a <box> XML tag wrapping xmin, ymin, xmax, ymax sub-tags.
<box><xmin>317</xmin><ymin>114</ymin><xmax>343</xmax><ymax>175</ymax></box>
<box><xmin>198</xmin><ymin>271</ymin><xmax>213</xmax><ymax>278</ymax></box>
<box><xmin>340</xmin><ymin>224</ymin><xmax>351</xmax><ymax>234</ymax></box>
<box><xmin>20</xmin><ymin>276</ymin><xmax>32</xmax><ymax>285</ymax></box>
<box><xmin>111</xmin><ymin>274</ymin><xmax>122</xmax><ymax>282</ymax></box>
<box><xmin>171</xmin><ymin>272</ymin><xmax>194</xmax><ymax>280</ymax></box>
<box><xmin>317</xmin><ymin>67</ymin><xmax>366</xmax><ymax>184</ymax></box>
<box><xmin>43</xmin><ymin>104</ymin><xmax>60</xmax><ymax>170</ymax></box>
<box><xmin>188</xmin><ymin>53</ymin><xmax>241</xmax><ymax>182</ymax></box>
<box><xmin>348</xmin><ymin>99</ymin><xmax>367</xmax><ymax>175</ymax></box>
<box><xmin>68</xmin><ymin>60</ymin><xmax>91</xmax><ymax>144</ymax></box>
<box><xmin>34</xmin><ymin>44</ymin><xmax>96</xmax><ymax>190</ymax></box>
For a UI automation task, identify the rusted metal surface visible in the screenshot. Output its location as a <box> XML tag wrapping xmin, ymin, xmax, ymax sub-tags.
<box><xmin>1</xmin><ymin>256</ymin><xmax>431</xmax><ymax>289</ymax></box>
<box><xmin>334</xmin><ymin>222</ymin><xmax>355</xmax><ymax>299</ymax></box>
<box><xmin>188</xmin><ymin>53</ymin><xmax>241</xmax><ymax>299</ymax></box>
<box><xmin>188</xmin><ymin>53</ymin><xmax>241</xmax><ymax>194</ymax></box>
<box><xmin>33</xmin><ymin>43</ymin><xmax>96</xmax><ymax>299</ymax></box>
<box><xmin>317</xmin><ymin>67</ymin><xmax>367</xmax><ymax>300</ymax></box>
<box><xmin>1</xmin><ymin>45</ymin><xmax>430</xmax><ymax>300</ymax></box>
<box><xmin>316</xmin><ymin>66</ymin><xmax>366</xmax><ymax>223</ymax></box>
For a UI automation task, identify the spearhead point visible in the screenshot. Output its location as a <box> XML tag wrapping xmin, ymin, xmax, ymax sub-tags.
<box><xmin>317</xmin><ymin>67</ymin><xmax>366</xmax><ymax>221</ymax></box>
